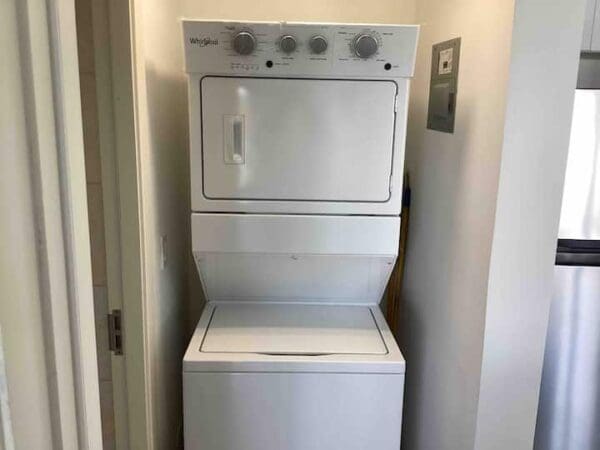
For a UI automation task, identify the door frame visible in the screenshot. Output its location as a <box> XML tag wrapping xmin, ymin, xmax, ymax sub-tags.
<box><xmin>1</xmin><ymin>0</ymin><xmax>103</xmax><ymax>447</ymax></box>
<box><xmin>86</xmin><ymin>0</ymin><xmax>152</xmax><ymax>448</ymax></box>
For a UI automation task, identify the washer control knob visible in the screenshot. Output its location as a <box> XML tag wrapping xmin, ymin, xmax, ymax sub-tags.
<box><xmin>309</xmin><ymin>35</ymin><xmax>328</xmax><ymax>54</ymax></box>
<box><xmin>353</xmin><ymin>34</ymin><xmax>379</xmax><ymax>58</ymax></box>
<box><xmin>232</xmin><ymin>31</ymin><xmax>256</xmax><ymax>55</ymax></box>
<box><xmin>279</xmin><ymin>35</ymin><xmax>297</xmax><ymax>54</ymax></box>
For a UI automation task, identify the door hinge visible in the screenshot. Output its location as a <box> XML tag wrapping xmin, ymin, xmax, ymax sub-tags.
<box><xmin>108</xmin><ymin>309</ymin><xmax>123</xmax><ymax>355</ymax></box>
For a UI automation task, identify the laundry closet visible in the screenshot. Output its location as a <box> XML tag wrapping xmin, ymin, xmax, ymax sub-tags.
<box><xmin>72</xmin><ymin>0</ymin><xmax>583</xmax><ymax>448</ymax></box>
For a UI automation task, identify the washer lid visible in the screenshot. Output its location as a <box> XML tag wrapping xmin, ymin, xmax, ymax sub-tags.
<box><xmin>201</xmin><ymin>304</ymin><xmax>388</xmax><ymax>356</ymax></box>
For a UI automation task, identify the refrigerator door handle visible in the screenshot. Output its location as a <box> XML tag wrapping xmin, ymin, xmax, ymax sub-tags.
<box><xmin>556</xmin><ymin>239</ymin><xmax>600</xmax><ymax>266</ymax></box>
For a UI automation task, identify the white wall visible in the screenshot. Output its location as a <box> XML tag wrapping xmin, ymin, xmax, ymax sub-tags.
<box><xmin>402</xmin><ymin>1</ymin><xmax>585</xmax><ymax>449</ymax></box>
<box><xmin>400</xmin><ymin>1</ymin><xmax>515</xmax><ymax>448</ymax></box>
<box><xmin>474</xmin><ymin>1</ymin><xmax>586</xmax><ymax>448</ymax></box>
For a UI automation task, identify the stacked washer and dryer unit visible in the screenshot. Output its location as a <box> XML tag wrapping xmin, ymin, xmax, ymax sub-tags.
<box><xmin>182</xmin><ymin>20</ymin><xmax>419</xmax><ymax>450</ymax></box>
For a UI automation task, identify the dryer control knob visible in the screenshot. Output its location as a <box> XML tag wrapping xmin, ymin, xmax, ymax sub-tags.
<box><xmin>309</xmin><ymin>35</ymin><xmax>328</xmax><ymax>54</ymax></box>
<box><xmin>353</xmin><ymin>34</ymin><xmax>378</xmax><ymax>58</ymax></box>
<box><xmin>279</xmin><ymin>35</ymin><xmax>297</xmax><ymax>54</ymax></box>
<box><xmin>232</xmin><ymin>31</ymin><xmax>256</xmax><ymax>55</ymax></box>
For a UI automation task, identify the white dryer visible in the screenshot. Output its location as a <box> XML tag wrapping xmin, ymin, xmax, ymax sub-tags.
<box><xmin>182</xmin><ymin>20</ymin><xmax>419</xmax><ymax>450</ymax></box>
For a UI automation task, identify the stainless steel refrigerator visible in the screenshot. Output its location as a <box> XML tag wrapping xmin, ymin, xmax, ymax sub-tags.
<box><xmin>534</xmin><ymin>62</ymin><xmax>600</xmax><ymax>450</ymax></box>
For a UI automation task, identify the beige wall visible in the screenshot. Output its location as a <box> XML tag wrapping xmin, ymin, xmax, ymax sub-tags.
<box><xmin>401</xmin><ymin>1</ymin><xmax>515</xmax><ymax>449</ymax></box>
<box><xmin>181</xmin><ymin>0</ymin><xmax>416</xmax><ymax>23</ymax></box>
<box><xmin>130</xmin><ymin>0</ymin><xmax>190</xmax><ymax>448</ymax></box>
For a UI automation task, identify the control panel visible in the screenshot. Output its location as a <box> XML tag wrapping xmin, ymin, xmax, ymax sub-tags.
<box><xmin>183</xmin><ymin>20</ymin><xmax>419</xmax><ymax>78</ymax></box>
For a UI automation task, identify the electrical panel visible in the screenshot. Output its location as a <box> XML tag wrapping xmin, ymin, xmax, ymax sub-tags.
<box><xmin>427</xmin><ymin>38</ymin><xmax>461</xmax><ymax>133</ymax></box>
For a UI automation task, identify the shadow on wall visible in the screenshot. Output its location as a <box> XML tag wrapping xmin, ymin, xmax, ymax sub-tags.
<box><xmin>400</xmin><ymin>95</ymin><xmax>494</xmax><ymax>450</ymax></box>
<box><xmin>146</xmin><ymin>61</ymin><xmax>206</xmax><ymax>333</ymax></box>
<box><xmin>143</xmin><ymin>63</ymin><xmax>201</xmax><ymax>449</ymax></box>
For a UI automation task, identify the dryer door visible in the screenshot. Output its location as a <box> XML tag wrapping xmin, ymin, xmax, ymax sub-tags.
<box><xmin>200</xmin><ymin>77</ymin><xmax>397</xmax><ymax>202</ymax></box>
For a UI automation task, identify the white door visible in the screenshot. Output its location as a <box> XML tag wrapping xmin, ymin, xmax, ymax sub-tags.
<box><xmin>201</xmin><ymin>77</ymin><xmax>398</xmax><ymax>202</ymax></box>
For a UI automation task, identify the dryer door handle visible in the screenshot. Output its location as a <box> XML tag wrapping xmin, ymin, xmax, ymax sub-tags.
<box><xmin>223</xmin><ymin>114</ymin><xmax>245</xmax><ymax>164</ymax></box>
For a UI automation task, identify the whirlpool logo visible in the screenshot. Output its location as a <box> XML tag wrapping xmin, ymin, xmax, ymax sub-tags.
<box><xmin>189</xmin><ymin>36</ymin><xmax>219</xmax><ymax>47</ymax></box>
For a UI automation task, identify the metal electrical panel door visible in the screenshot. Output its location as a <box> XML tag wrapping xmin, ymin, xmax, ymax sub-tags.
<box><xmin>201</xmin><ymin>77</ymin><xmax>397</xmax><ymax>202</ymax></box>
<box><xmin>427</xmin><ymin>38</ymin><xmax>461</xmax><ymax>133</ymax></box>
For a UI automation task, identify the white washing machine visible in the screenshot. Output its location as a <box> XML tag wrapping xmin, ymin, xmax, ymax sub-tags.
<box><xmin>182</xmin><ymin>20</ymin><xmax>419</xmax><ymax>450</ymax></box>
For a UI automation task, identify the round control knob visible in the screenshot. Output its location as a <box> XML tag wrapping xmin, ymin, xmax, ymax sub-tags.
<box><xmin>232</xmin><ymin>31</ymin><xmax>256</xmax><ymax>55</ymax></box>
<box><xmin>279</xmin><ymin>35</ymin><xmax>297</xmax><ymax>54</ymax></box>
<box><xmin>309</xmin><ymin>35</ymin><xmax>328</xmax><ymax>54</ymax></box>
<box><xmin>353</xmin><ymin>34</ymin><xmax>379</xmax><ymax>58</ymax></box>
